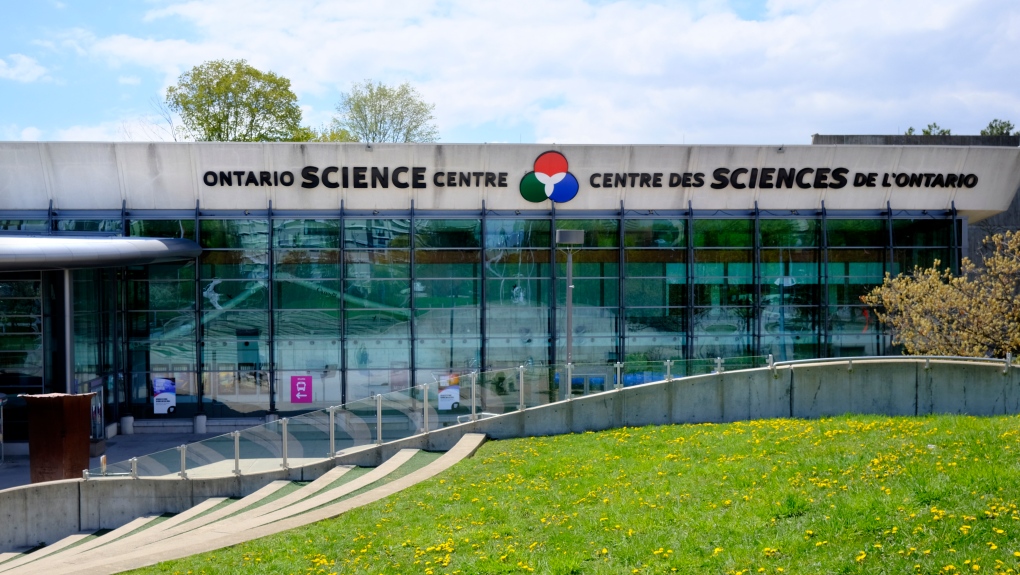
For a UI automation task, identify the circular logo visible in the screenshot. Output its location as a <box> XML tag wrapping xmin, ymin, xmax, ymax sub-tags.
<box><xmin>520</xmin><ymin>151</ymin><xmax>579</xmax><ymax>203</ymax></box>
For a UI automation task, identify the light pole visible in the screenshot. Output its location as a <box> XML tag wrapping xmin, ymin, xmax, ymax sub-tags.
<box><xmin>556</xmin><ymin>229</ymin><xmax>584</xmax><ymax>400</ymax></box>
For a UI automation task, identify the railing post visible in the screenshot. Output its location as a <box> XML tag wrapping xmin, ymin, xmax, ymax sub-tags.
<box><xmin>422</xmin><ymin>383</ymin><xmax>430</xmax><ymax>433</ymax></box>
<box><xmin>847</xmin><ymin>359</ymin><xmax>853</xmax><ymax>373</ymax></box>
<box><xmin>470</xmin><ymin>372</ymin><xmax>478</xmax><ymax>421</ymax></box>
<box><xmin>518</xmin><ymin>365</ymin><xmax>526</xmax><ymax>411</ymax></box>
<box><xmin>130</xmin><ymin>457</ymin><xmax>138</xmax><ymax>479</ymax></box>
<box><xmin>665</xmin><ymin>360</ymin><xmax>673</xmax><ymax>382</ymax></box>
<box><xmin>715</xmin><ymin>357</ymin><xmax>723</xmax><ymax>373</ymax></box>
<box><xmin>100</xmin><ymin>454</ymin><xmax>107</xmax><ymax>476</ymax></box>
<box><xmin>232</xmin><ymin>431</ymin><xmax>241</xmax><ymax>476</ymax></box>
<box><xmin>280</xmin><ymin>418</ymin><xmax>289</xmax><ymax>470</ymax></box>
<box><xmin>1005</xmin><ymin>352</ymin><xmax>1012</xmax><ymax>375</ymax></box>
<box><xmin>376</xmin><ymin>394</ymin><xmax>383</xmax><ymax>445</ymax></box>
<box><xmin>177</xmin><ymin>444</ymin><xmax>188</xmax><ymax>479</ymax></box>
<box><xmin>924</xmin><ymin>357</ymin><xmax>931</xmax><ymax>371</ymax></box>
<box><xmin>565</xmin><ymin>363</ymin><xmax>573</xmax><ymax>401</ymax></box>
<box><xmin>615</xmin><ymin>361</ymin><xmax>623</xmax><ymax>390</ymax></box>
<box><xmin>328</xmin><ymin>406</ymin><xmax>336</xmax><ymax>457</ymax></box>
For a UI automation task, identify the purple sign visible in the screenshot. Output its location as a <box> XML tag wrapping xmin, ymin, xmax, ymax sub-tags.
<box><xmin>290</xmin><ymin>375</ymin><xmax>312</xmax><ymax>403</ymax></box>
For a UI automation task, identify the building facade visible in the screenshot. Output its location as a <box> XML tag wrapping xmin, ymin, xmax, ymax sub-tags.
<box><xmin>0</xmin><ymin>140</ymin><xmax>1018</xmax><ymax>432</ymax></box>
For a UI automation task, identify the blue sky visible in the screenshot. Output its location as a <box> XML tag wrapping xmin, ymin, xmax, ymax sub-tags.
<box><xmin>1</xmin><ymin>0</ymin><xmax>1018</xmax><ymax>144</ymax></box>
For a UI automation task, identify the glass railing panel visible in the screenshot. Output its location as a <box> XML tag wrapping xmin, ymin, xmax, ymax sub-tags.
<box><xmin>184</xmin><ymin>432</ymin><xmax>233</xmax><ymax>476</ymax></box>
<box><xmin>285</xmin><ymin>409</ymin><xmax>332</xmax><ymax>462</ymax></box>
<box><xmin>336</xmin><ymin>395</ymin><xmax>378</xmax><ymax>451</ymax></box>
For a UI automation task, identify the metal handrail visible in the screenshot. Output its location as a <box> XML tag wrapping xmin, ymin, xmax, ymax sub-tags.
<box><xmin>772</xmin><ymin>355</ymin><xmax>1018</xmax><ymax>368</ymax></box>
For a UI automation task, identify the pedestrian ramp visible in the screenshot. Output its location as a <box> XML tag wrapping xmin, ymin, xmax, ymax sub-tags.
<box><xmin>2</xmin><ymin>433</ymin><xmax>485</xmax><ymax>575</ymax></box>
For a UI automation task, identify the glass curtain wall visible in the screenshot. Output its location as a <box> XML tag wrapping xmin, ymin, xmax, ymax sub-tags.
<box><xmin>343</xmin><ymin>219</ymin><xmax>411</xmax><ymax>400</ymax></box>
<box><xmin>555</xmin><ymin>219</ymin><xmax>620</xmax><ymax>364</ymax></box>
<box><xmin>485</xmin><ymin>219</ymin><xmax>551</xmax><ymax>369</ymax></box>
<box><xmin>0</xmin><ymin>211</ymin><xmax>959</xmax><ymax>420</ymax></box>
<box><xmin>623</xmin><ymin>219</ymin><xmax>687</xmax><ymax>363</ymax></box>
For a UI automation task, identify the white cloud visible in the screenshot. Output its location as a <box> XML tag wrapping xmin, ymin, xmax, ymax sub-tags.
<box><xmin>118</xmin><ymin>76</ymin><xmax>141</xmax><ymax>85</ymax></box>
<box><xmin>0</xmin><ymin>54</ymin><xmax>47</xmax><ymax>83</ymax></box>
<box><xmin>20</xmin><ymin>127</ymin><xmax>43</xmax><ymax>141</ymax></box>
<box><xmin>55</xmin><ymin>116</ymin><xmax>180</xmax><ymax>142</ymax></box>
<box><xmin>44</xmin><ymin>0</ymin><xmax>1020</xmax><ymax>143</ymax></box>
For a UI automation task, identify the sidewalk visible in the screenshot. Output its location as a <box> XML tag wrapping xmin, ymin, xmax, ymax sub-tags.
<box><xmin>0</xmin><ymin>433</ymin><xmax>219</xmax><ymax>491</ymax></box>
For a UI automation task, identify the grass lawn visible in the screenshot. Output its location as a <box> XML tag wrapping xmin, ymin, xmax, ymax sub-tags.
<box><xmin>134</xmin><ymin>415</ymin><xmax>1020</xmax><ymax>574</ymax></box>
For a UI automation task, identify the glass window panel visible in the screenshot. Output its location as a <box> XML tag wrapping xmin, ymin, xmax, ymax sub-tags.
<box><xmin>827</xmin><ymin>282</ymin><xmax>882</xmax><ymax>306</ymax></box>
<box><xmin>200</xmin><ymin>251</ymin><xmax>268</xmax><ymax>279</ymax></box>
<box><xmin>274</xmin><ymin>250</ymin><xmax>339</xmax><ymax>278</ymax></box>
<box><xmin>55</xmin><ymin>219</ymin><xmax>122</xmax><ymax>233</ymax></box>
<box><xmin>692</xmin><ymin>335</ymin><xmax>755</xmax><ymax>359</ymax></box>
<box><xmin>760</xmin><ymin>249</ymin><xmax>819</xmax><ymax>279</ymax></box>
<box><xmin>129</xmin><ymin>341</ymin><xmax>197</xmax><ymax>369</ymax></box>
<box><xmin>892</xmin><ymin>219</ymin><xmax>951</xmax><ymax>247</ymax></box>
<box><xmin>485</xmin><ymin>250</ymin><xmax>551</xmax><ymax>281</ymax></box>
<box><xmin>343</xmin><ymin>219</ymin><xmax>410</xmax><ymax>249</ymax></box>
<box><xmin>199</xmin><ymin>280</ymin><xmax>267</xmax><ymax>310</ymax></box>
<box><xmin>485</xmin><ymin>279</ymin><xmax>550</xmax><ymax>307</ymax></box>
<box><xmin>761</xmin><ymin>280</ymin><xmax>819</xmax><ymax>304</ymax></box>
<box><xmin>201</xmin><ymin>311</ymin><xmax>269</xmax><ymax>339</ymax></box>
<box><xmin>200</xmin><ymin>338</ymin><xmax>268</xmax><ymax>369</ymax></box>
<box><xmin>345</xmin><ymin>309</ymin><xmax>411</xmax><ymax>338</ymax></box>
<box><xmin>414</xmin><ymin>337</ymin><xmax>480</xmax><ymax>371</ymax></box>
<box><xmin>273</xmin><ymin>280</ymin><xmax>342</xmax><ymax>309</ymax></box>
<box><xmin>127</xmin><ymin>281</ymin><xmax>196</xmax><ymax>310</ymax></box>
<box><xmin>0</xmin><ymin>220</ymin><xmax>48</xmax><ymax>232</ymax></box>
<box><xmin>415</xmin><ymin>219</ymin><xmax>481</xmax><ymax>248</ymax></box>
<box><xmin>344</xmin><ymin>250</ymin><xmax>410</xmax><ymax>278</ymax></box>
<box><xmin>623</xmin><ymin>219</ymin><xmax>686</xmax><ymax>248</ymax></box>
<box><xmin>625</xmin><ymin>307</ymin><xmax>686</xmax><ymax>333</ymax></box>
<box><xmin>827</xmin><ymin>249</ymin><xmax>885</xmax><ymax>277</ymax></box>
<box><xmin>0</xmin><ymin>280</ymin><xmax>40</xmax><ymax>298</ymax></box>
<box><xmin>415</xmin><ymin>308</ymin><xmax>481</xmax><ymax>335</ymax></box>
<box><xmin>273</xmin><ymin>219</ymin><xmax>340</xmax><ymax>248</ymax></box>
<box><xmin>694</xmin><ymin>219</ymin><xmax>753</xmax><ymax>248</ymax></box>
<box><xmin>274</xmin><ymin>310</ymin><xmax>341</xmax><ymax>338</ymax></box>
<box><xmin>556</xmin><ymin>249</ymin><xmax>619</xmax><ymax>277</ymax></box>
<box><xmin>625</xmin><ymin>279</ymin><xmax>687</xmax><ymax>307</ymax></box>
<box><xmin>826</xmin><ymin>219</ymin><xmax>887</xmax><ymax>247</ymax></box>
<box><xmin>828</xmin><ymin>306</ymin><xmax>882</xmax><ymax>335</ymax></box>
<box><xmin>486</xmin><ymin>307</ymin><xmax>549</xmax><ymax>336</ymax></box>
<box><xmin>415</xmin><ymin>279</ymin><xmax>479</xmax><ymax>308</ymax></box>
<box><xmin>555</xmin><ymin>220</ymin><xmax>620</xmax><ymax>248</ymax></box>
<box><xmin>761</xmin><ymin>306</ymin><xmax>818</xmax><ymax>334</ymax></box>
<box><xmin>761</xmin><ymin>335</ymin><xmax>819</xmax><ymax>361</ymax></box>
<box><xmin>0</xmin><ymin>298</ymin><xmax>40</xmax><ymax>315</ymax></box>
<box><xmin>128</xmin><ymin>219</ymin><xmax>196</xmax><ymax>240</ymax></box>
<box><xmin>892</xmin><ymin>249</ymin><xmax>951</xmax><ymax>274</ymax></box>
<box><xmin>344</xmin><ymin>280</ymin><xmax>412</xmax><ymax>309</ymax></box>
<box><xmin>825</xmin><ymin>334</ymin><xmax>889</xmax><ymax>357</ymax></box>
<box><xmin>347</xmin><ymin>338</ymin><xmax>411</xmax><ymax>370</ymax></box>
<box><xmin>199</xmin><ymin>219</ymin><xmax>269</xmax><ymax>249</ymax></box>
<box><xmin>128</xmin><ymin>261</ymin><xmax>196</xmax><ymax>281</ymax></box>
<box><xmin>0</xmin><ymin>334</ymin><xmax>42</xmax><ymax>351</ymax></box>
<box><xmin>414</xmin><ymin>250</ymin><xmax>481</xmax><ymax>277</ymax></box>
<box><xmin>624</xmin><ymin>248</ymin><xmax>687</xmax><ymax>274</ymax></box>
<box><xmin>556</xmin><ymin>278</ymin><xmax>619</xmax><ymax>306</ymax></box>
<box><xmin>694</xmin><ymin>249</ymin><xmax>753</xmax><ymax>267</ymax></box>
<box><xmin>485</xmin><ymin>219</ymin><xmax>551</xmax><ymax>248</ymax></box>
<box><xmin>128</xmin><ymin>311</ymin><xmax>195</xmax><ymax>338</ymax></box>
<box><xmin>694</xmin><ymin>283</ymin><xmax>755</xmax><ymax>306</ymax></box>
<box><xmin>759</xmin><ymin>219</ymin><xmax>819</xmax><ymax>247</ymax></box>
<box><xmin>0</xmin><ymin>315</ymin><xmax>42</xmax><ymax>334</ymax></box>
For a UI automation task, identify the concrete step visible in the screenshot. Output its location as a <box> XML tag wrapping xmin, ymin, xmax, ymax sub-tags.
<box><xmin>58</xmin><ymin>515</ymin><xmax>159</xmax><ymax>558</ymax></box>
<box><xmin>0</xmin><ymin>533</ymin><xmax>90</xmax><ymax>573</ymax></box>
<box><xmin>143</xmin><ymin>496</ymin><xmax>228</xmax><ymax>535</ymax></box>
<box><xmin>62</xmin><ymin>434</ymin><xmax>486</xmax><ymax>575</ymax></box>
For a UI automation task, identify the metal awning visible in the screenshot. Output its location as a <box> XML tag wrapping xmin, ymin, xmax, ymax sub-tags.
<box><xmin>0</xmin><ymin>237</ymin><xmax>201</xmax><ymax>271</ymax></box>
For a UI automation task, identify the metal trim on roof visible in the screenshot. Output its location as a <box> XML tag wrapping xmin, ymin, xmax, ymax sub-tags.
<box><xmin>0</xmin><ymin>237</ymin><xmax>201</xmax><ymax>271</ymax></box>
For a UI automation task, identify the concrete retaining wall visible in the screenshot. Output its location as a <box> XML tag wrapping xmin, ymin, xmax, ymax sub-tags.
<box><xmin>1</xmin><ymin>357</ymin><xmax>1016</xmax><ymax>551</ymax></box>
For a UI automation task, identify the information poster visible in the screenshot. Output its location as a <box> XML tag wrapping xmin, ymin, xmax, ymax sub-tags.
<box><xmin>291</xmin><ymin>375</ymin><xmax>312</xmax><ymax>403</ymax></box>
<box><xmin>153</xmin><ymin>378</ymin><xmax>176</xmax><ymax>414</ymax></box>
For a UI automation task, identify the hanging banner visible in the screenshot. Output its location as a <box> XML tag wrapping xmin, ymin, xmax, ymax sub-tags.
<box><xmin>153</xmin><ymin>378</ymin><xmax>176</xmax><ymax>415</ymax></box>
<box><xmin>291</xmin><ymin>375</ymin><xmax>312</xmax><ymax>403</ymax></box>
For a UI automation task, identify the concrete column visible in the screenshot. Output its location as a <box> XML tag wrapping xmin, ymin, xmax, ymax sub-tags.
<box><xmin>119</xmin><ymin>415</ymin><xmax>134</xmax><ymax>435</ymax></box>
<box><xmin>193</xmin><ymin>414</ymin><xmax>207</xmax><ymax>434</ymax></box>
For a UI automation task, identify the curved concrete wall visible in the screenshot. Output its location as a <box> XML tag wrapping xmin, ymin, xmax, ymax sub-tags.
<box><xmin>1</xmin><ymin>357</ymin><xmax>1016</xmax><ymax>551</ymax></box>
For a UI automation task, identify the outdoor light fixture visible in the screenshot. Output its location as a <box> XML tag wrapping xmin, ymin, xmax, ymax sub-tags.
<box><xmin>556</xmin><ymin>229</ymin><xmax>584</xmax><ymax>399</ymax></box>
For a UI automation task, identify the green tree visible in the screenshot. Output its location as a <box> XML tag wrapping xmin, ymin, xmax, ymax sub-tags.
<box><xmin>331</xmin><ymin>80</ymin><xmax>439</xmax><ymax>143</ymax></box>
<box><xmin>981</xmin><ymin>119</ymin><xmax>1016</xmax><ymax>136</ymax></box>
<box><xmin>166</xmin><ymin>59</ymin><xmax>305</xmax><ymax>141</ymax></box>
<box><xmin>862</xmin><ymin>232</ymin><xmax>1020</xmax><ymax>357</ymax></box>
<box><xmin>904</xmin><ymin>123</ymin><xmax>952</xmax><ymax>136</ymax></box>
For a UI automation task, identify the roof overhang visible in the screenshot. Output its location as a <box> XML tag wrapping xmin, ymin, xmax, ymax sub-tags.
<box><xmin>0</xmin><ymin>237</ymin><xmax>201</xmax><ymax>271</ymax></box>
